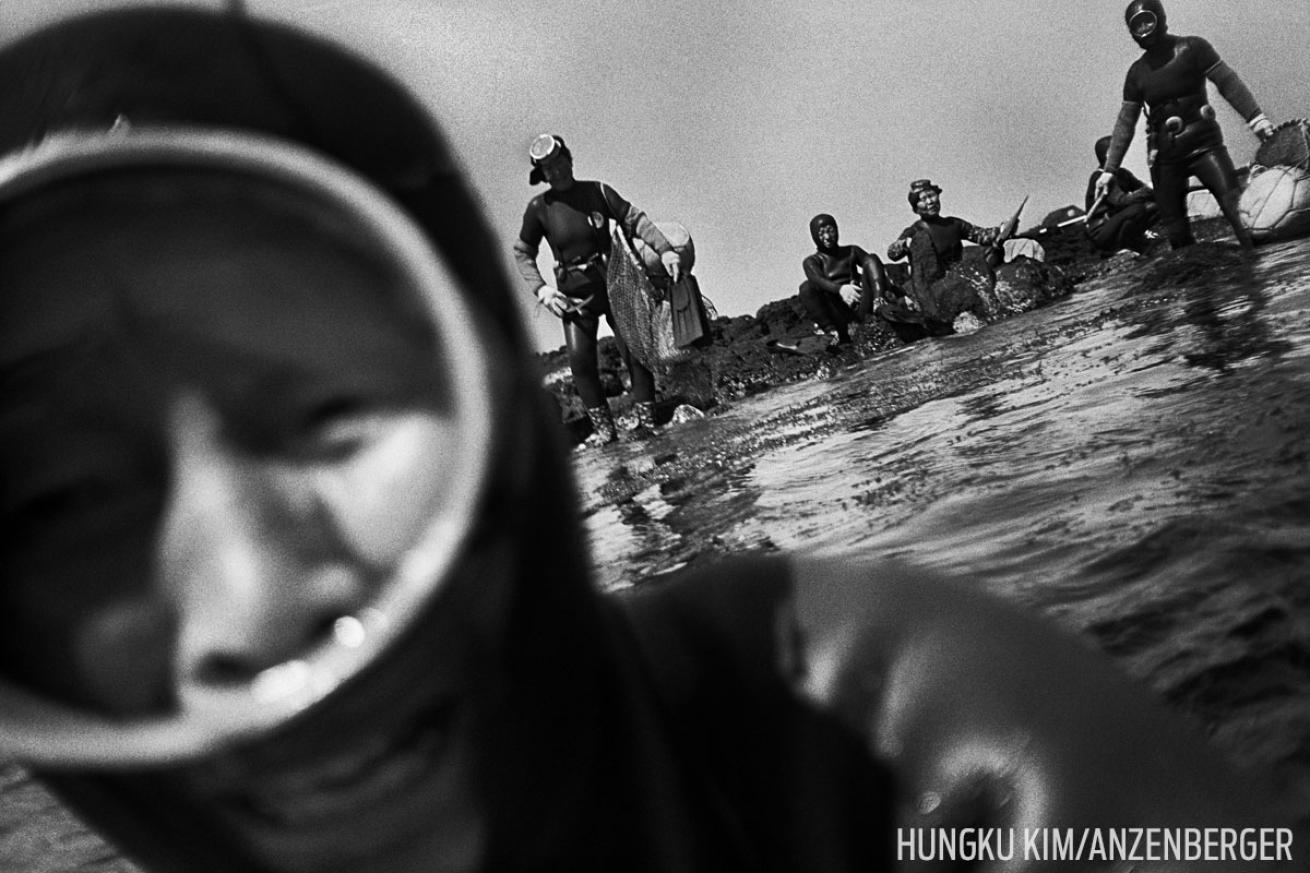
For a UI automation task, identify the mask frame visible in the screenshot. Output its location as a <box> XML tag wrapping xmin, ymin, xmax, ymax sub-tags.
<box><xmin>0</xmin><ymin>129</ymin><xmax>496</xmax><ymax>769</ymax></box>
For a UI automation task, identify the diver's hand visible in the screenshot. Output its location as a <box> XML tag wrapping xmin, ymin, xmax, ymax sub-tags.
<box><xmin>887</xmin><ymin>238</ymin><xmax>909</xmax><ymax>261</ymax></box>
<box><xmin>1094</xmin><ymin>171</ymin><xmax>1115</xmax><ymax>201</ymax></box>
<box><xmin>660</xmin><ymin>250</ymin><xmax>683</xmax><ymax>282</ymax></box>
<box><xmin>535</xmin><ymin>286</ymin><xmax>570</xmax><ymax>317</ymax></box>
<box><xmin>1249</xmin><ymin>113</ymin><xmax>1275</xmax><ymax>141</ymax></box>
<box><xmin>839</xmin><ymin>283</ymin><xmax>862</xmax><ymax>307</ymax></box>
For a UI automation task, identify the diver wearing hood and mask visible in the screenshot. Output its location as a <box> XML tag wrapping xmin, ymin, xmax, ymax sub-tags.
<box><xmin>798</xmin><ymin>214</ymin><xmax>922</xmax><ymax>346</ymax></box>
<box><xmin>1095</xmin><ymin>0</ymin><xmax>1277</xmax><ymax>250</ymax></box>
<box><xmin>513</xmin><ymin>134</ymin><xmax>681</xmax><ymax>445</ymax></box>
<box><xmin>0</xmin><ymin>7</ymin><xmax>1298</xmax><ymax>873</ymax></box>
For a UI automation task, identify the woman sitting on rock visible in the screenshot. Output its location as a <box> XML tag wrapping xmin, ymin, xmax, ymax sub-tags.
<box><xmin>886</xmin><ymin>178</ymin><xmax>1016</xmax><ymax>333</ymax></box>
<box><xmin>800</xmin><ymin>213</ymin><xmax>925</xmax><ymax>345</ymax></box>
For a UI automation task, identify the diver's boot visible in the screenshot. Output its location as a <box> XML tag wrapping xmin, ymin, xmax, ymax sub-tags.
<box><xmin>582</xmin><ymin>405</ymin><xmax>618</xmax><ymax>448</ymax></box>
<box><xmin>627</xmin><ymin>400</ymin><xmax>658</xmax><ymax>439</ymax></box>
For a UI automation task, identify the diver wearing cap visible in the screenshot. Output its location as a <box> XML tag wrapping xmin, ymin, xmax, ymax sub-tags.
<box><xmin>513</xmin><ymin>134</ymin><xmax>680</xmax><ymax>444</ymax></box>
<box><xmin>885</xmin><ymin>179</ymin><xmax>1011</xmax><ymax>332</ymax></box>
<box><xmin>799</xmin><ymin>214</ymin><xmax>925</xmax><ymax>346</ymax></box>
<box><xmin>1095</xmin><ymin>0</ymin><xmax>1276</xmax><ymax>250</ymax></box>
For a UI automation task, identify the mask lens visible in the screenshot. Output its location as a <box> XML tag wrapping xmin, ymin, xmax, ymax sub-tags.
<box><xmin>1129</xmin><ymin>10</ymin><xmax>1158</xmax><ymax>39</ymax></box>
<box><xmin>528</xmin><ymin>134</ymin><xmax>561</xmax><ymax>164</ymax></box>
<box><xmin>0</xmin><ymin>132</ymin><xmax>493</xmax><ymax>767</ymax></box>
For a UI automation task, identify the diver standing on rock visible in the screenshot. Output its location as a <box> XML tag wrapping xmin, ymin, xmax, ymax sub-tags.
<box><xmin>1094</xmin><ymin>0</ymin><xmax>1276</xmax><ymax>251</ymax></box>
<box><xmin>514</xmin><ymin>135</ymin><xmax>681</xmax><ymax>445</ymax></box>
<box><xmin>799</xmin><ymin>213</ymin><xmax>923</xmax><ymax>346</ymax></box>
<box><xmin>886</xmin><ymin>179</ymin><xmax>1015</xmax><ymax>333</ymax></box>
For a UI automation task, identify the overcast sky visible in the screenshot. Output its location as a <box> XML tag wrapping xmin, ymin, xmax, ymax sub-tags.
<box><xmin>6</xmin><ymin>1</ymin><xmax>1309</xmax><ymax>351</ymax></box>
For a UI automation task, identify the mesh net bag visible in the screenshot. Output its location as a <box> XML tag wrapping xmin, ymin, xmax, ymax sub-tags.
<box><xmin>606</xmin><ymin>225</ymin><xmax>715</xmax><ymax>369</ymax></box>
<box><xmin>1254</xmin><ymin>119</ymin><xmax>1310</xmax><ymax>171</ymax></box>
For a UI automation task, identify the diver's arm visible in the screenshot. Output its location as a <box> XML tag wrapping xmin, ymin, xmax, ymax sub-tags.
<box><xmin>599</xmin><ymin>182</ymin><xmax>672</xmax><ymax>255</ymax></box>
<box><xmin>784</xmin><ymin>557</ymin><xmax>1294</xmax><ymax>870</ymax></box>
<box><xmin>886</xmin><ymin>228</ymin><xmax>913</xmax><ymax>261</ymax></box>
<box><xmin>600</xmin><ymin>182</ymin><xmax>681</xmax><ymax>279</ymax></box>
<box><xmin>1096</xmin><ymin>100</ymin><xmax>1143</xmax><ymax>200</ymax></box>
<box><xmin>513</xmin><ymin>234</ymin><xmax>569</xmax><ymax>316</ymax></box>
<box><xmin>960</xmin><ymin>218</ymin><xmax>1002</xmax><ymax>247</ymax></box>
<box><xmin>512</xmin><ymin>238</ymin><xmax>547</xmax><ymax>294</ymax></box>
<box><xmin>1102</xmin><ymin>100</ymin><xmax>1142</xmax><ymax>175</ymax></box>
<box><xmin>1207</xmin><ymin>60</ymin><xmax>1274</xmax><ymax>138</ymax></box>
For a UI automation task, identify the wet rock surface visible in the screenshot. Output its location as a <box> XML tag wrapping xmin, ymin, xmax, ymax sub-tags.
<box><xmin>536</xmin><ymin>220</ymin><xmax>1145</xmax><ymax>446</ymax></box>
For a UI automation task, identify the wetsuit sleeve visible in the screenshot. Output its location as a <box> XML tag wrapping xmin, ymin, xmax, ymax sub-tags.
<box><xmin>1103</xmin><ymin>100</ymin><xmax>1142</xmax><ymax>174</ymax></box>
<box><xmin>959</xmin><ymin>217</ymin><xmax>1001</xmax><ymax>247</ymax></box>
<box><xmin>600</xmin><ymin>182</ymin><xmax>673</xmax><ymax>255</ymax></box>
<box><xmin>887</xmin><ymin>228</ymin><xmax>914</xmax><ymax>261</ymax></box>
<box><xmin>1207</xmin><ymin>60</ymin><xmax>1263</xmax><ymax>122</ymax></box>
<box><xmin>802</xmin><ymin>254</ymin><xmax>843</xmax><ymax>294</ymax></box>
<box><xmin>513</xmin><ymin>200</ymin><xmax>548</xmax><ymax>292</ymax></box>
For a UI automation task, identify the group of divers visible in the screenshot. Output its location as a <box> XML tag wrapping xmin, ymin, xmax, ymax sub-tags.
<box><xmin>513</xmin><ymin>0</ymin><xmax>1282</xmax><ymax>448</ymax></box>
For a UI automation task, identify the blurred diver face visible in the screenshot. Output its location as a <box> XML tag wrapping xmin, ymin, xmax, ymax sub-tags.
<box><xmin>538</xmin><ymin>152</ymin><xmax>575</xmax><ymax>189</ymax></box>
<box><xmin>0</xmin><ymin>135</ymin><xmax>498</xmax><ymax>871</ymax></box>
<box><xmin>816</xmin><ymin>222</ymin><xmax>839</xmax><ymax>249</ymax></box>
<box><xmin>1128</xmin><ymin>10</ymin><xmax>1162</xmax><ymax>47</ymax></box>
<box><xmin>914</xmin><ymin>189</ymin><xmax>941</xmax><ymax>217</ymax></box>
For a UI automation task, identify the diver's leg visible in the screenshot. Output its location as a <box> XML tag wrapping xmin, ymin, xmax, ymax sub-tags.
<box><xmin>856</xmin><ymin>254</ymin><xmax>893</xmax><ymax>319</ymax></box>
<box><xmin>1192</xmin><ymin>148</ymin><xmax>1254</xmax><ymax>250</ymax></box>
<box><xmin>798</xmin><ymin>280</ymin><xmax>843</xmax><ymax>334</ymax></box>
<box><xmin>607</xmin><ymin>314</ymin><xmax>655</xmax><ymax>404</ymax></box>
<box><xmin>564</xmin><ymin>315</ymin><xmax>605</xmax><ymax>408</ymax></box>
<box><xmin>1151</xmin><ymin>162</ymin><xmax>1195</xmax><ymax>248</ymax></box>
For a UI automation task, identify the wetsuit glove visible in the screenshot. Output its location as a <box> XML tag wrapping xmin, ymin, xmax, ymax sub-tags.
<box><xmin>536</xmin><ymin>285</ymin><xmax>570</xmax><ymax>317</ymax></box>
<box><xmin>660</xmin><ymin>250</ymin><xmax>683</xmax><ymax>282</ymax></box>
<box><xmin>1248</xmin><ymin>113</ymin><xmax>1275</xmax><ymax>140</ymax></box>
<box><xmin>1093</xmin><ymin>171</ymin><xmax>1116</xmax><ymax>202</ymax></box>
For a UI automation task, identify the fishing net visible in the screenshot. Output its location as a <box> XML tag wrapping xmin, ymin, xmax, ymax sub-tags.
<box><xmin>1254</xmin><ymin>119</ymin><xmax>1310</xmax><ymax>171</ymax></box>
<box><xmin>606</xmin><ymin>225</ymin><xmax>715</xmax><ymax>369</ymax></box>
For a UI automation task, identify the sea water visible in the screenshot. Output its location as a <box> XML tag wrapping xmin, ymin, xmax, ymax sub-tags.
<box><xmin>576</xmin><ymin>237</ymin><xmax>1310</xmax><ymax>827</ymax></box>
<box><xmin>4</xmin><ymin>238</ymin><xmax>1309</xmax><ymax>869</ymax></box>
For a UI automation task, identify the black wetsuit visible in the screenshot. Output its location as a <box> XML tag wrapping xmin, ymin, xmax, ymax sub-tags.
<box><xmin>800</xmin><ymin>216</ymin><xmax>925</xmax><ymax>343</ymax></box>
<box><xmin>1084</xmin><ymin>166</ymin><xmax>1158</xmax><ymax>254</ymax></box>
<box><xmin>887</xmin><ymin>216</ymin><xmax>1000</xmax><ymax>329</ymax></box>
<box><xmin>800</xmin><ymin>239</ymin><xmax>875</xmax><ymax>339</ymax></box>
<box><xmin>515</xmin><ymin>180</ymin><xmax>671</xmax><ymax>407</ymax></box>
<box><xmin>1103</xmin><ymin>34</ymin><xmax>1264</xmax><ymax>248</ymax></box>
<box><xmin>516</xmin><ymin>181</ymin><xmax>652</xmax><ymax>316</ymax></box>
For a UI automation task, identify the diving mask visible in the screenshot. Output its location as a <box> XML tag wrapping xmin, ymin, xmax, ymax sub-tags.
<box><xmin>0</xmin><ymin>129</ymin><xmax>494</xmax><ymax>768</ymax></box>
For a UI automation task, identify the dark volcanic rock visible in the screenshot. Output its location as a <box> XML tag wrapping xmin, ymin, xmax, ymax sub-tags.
<box><xmin>531</xmin><ymin>234</ymin><xmax>1136</xmax><ymax>445</ymax></box>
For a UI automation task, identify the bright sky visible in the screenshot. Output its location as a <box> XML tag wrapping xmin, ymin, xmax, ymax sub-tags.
<box><xmin>6</xmin><ymin>1</ymin><xmax>1309</xmax><ymax>351</ymax></box>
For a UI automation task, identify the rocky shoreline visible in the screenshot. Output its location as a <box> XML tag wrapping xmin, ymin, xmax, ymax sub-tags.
<box><xmin>536</xmin><ymin>217</ymin><xmax>1233</xmax><ymax>445</ymax></box>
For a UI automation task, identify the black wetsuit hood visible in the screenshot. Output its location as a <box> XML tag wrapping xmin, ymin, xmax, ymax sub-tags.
<box><xmin>1125</xmin><ymin>0</ymin><xmax>1168</xmax><ymax>49</ymax></box>
<box><xmin>0</xmin><ymin>8</ymin><xmax>599</xmax><ymax>872</ymax></box>
<box><xmin>810</xmin><ymin>213</ymin><xmax>838</xmax><ymax>250</ymax></box>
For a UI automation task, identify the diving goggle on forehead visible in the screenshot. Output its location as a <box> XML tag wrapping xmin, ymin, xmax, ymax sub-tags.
<box><xmin>0</xmin><ymin>129</ymin><xmax>494</xmax><ymax>767</ymax></box>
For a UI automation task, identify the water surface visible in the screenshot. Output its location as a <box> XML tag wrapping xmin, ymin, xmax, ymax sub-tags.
<box><xmin>577</xmin><ymin>238</ymin><xmax>1310</xmax><ymax>824</ymax></box>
